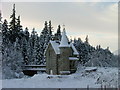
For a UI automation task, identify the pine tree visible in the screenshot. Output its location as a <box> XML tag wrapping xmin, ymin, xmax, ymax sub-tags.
<box><xmin>85</xmin><ymin>35</ymin><xmax>89</xmax><ymax>44</ymax></box>
<box><xmin>16</xmin><ymin>16</ymin><xmax>22</xmax><ymax>33</ymax></box>
<box><xmin>2</xmin><ymin>19</ymin><xmax>8</xmax><ymax>44</ymax></box>
<box><xmin>22</xmin><ymin>37</ymin><xmax>28</xmax><ymax>65</ymax></box>
<box><xmin>9</xmin><ymin>4</ymin><xmax>16</xmax><ymax>32</ymax></box>
<box><xmin>34</xmin><ymin>34</ymin><xmax>42</xmax><ymax>65</ymax></box>
<box><xmin>48</xmin><ymin>20</ymin><xmax>52</xmax><ymax>36</ymax></box>
<box><xmin>24</xmin><ymin>27</ymin><xmax>29</xmax><ymax>41</ymax></box>
<box><xmin>14</xmin><ymin>38</ymin><xmax>24</xmax><ymax>70</ymax></box>
<box><xmin>98</xmin><ymin>45</ymin><xmax>101</xmax><ymax>50</ymax></box>
<box><xmin>29</xmin><ymin>28</ymin><xmax>37</xmax><ymax>64</ymax></box>
<box><xmin>44</xmin><ymin>21</ymin><xmax>48</xmax><ymax>31</ymax></box>
<box><xmin>38</xmin><ymin>21</ymin><xmax>54</xmax><ymax>64</ymax></box>
<box><xmin>96</xmin><ymin>45</ymin><xmax>99</xmax><ymax>50</ymax></box>
<box><xmin>30</xmin><ymin>28</ymin><xmax>36</xmax><ymax>48</ymax></box>
<box><xmin>2</xmin><ymin>39</ymin><xmax>24</xmax><ymax>79</ymax></box>
<box><xmin>55</xmin><ymin>25</ymin><xmax>61</xmax><ymax>40</ymax></box>
<box><xmin>9</xmin><ymin>4</ymin><xmax>17</xmax><ymax>42</ymax></box>
<box><xmin>18</xmin><ymin>28</ymin><xmax>24</xmax><ymax>44</ymax></box>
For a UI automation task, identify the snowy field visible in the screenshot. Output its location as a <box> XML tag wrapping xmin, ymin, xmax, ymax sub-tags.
<box><xmin>1</xmin><ymin>67</ymin><xmax>118</xmax><ymax>89</ymax></box>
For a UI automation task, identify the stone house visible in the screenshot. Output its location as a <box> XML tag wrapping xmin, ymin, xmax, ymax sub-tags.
<box><xmin>44</xmin><ymin>29</ymin><xmax>79</xmax><ymax>75</ymax></box>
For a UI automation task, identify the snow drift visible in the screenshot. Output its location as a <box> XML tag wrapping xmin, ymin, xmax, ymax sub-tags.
<box><xmin>2</xmin><ymin>67</ymin><xmax>118</xmax><ymax>88</ymax></box>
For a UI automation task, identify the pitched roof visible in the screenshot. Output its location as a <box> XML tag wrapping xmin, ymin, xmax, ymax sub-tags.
<box><xmin>50</xmin><ymin>40</ymin><xmax>60</xmax><ymax>54</ymax></box>
<box><xmin>49</xmin><ymin>40</ymin><xmax>79</xmax><ymax>55</ymax></box>
<box><xmin>70</xmin><ymin>43</ymin><xmax>79</xmax><ymax>55</ymax></box>
<box><xmin>59</xmin><ymin>29</ymin><xmax>69</xmax><ymax>47</ymax></box>
<box><xmin>45</xmin><ymin>29</ymin><xmax>79</xmax><ymax>55</ymax></box>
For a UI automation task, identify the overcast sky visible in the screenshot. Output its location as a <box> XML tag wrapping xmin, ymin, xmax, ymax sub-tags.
<box><xmin>1</xmin><ymin>1</ymin><xmax>118</xmax><ymax>52</ymax></box>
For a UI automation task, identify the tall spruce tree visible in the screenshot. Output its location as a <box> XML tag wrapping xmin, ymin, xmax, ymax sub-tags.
<box><xmin>24</xmin><ymin>27</ymin><xmax>29</xmax><ymax>41</ymax></box>
<box><xmin>48</xmin><ymin>20</ymin><xmax>52</xmax><ymax>36</ymax></box>
<box><xmin>16</xmin><ymin>16</ymin><xmax>22</xmax><ymax>32</ymax></box>
<box><xmin>22</xmin><ymin>37</ymin><xmax>28</xmax><ymax>65</ymax></box>
<box><xmin>54</xmin><ymin>25</ymin><xmax>61</xmax><ymax>40</ymax></box>
<box><xmin>9</xmin><ymin>4</ymin><xmax>17</xmax><ymax>42</ymax></box>
<box><xmin>34</xmin><ymin>34</ymin><xmax>42</xmax><ymax>65</ymax></box>
<box><xmin>29</xmin><ymin>28</ymin><xmax>36</xmax><ymax>64</ymax></box>
<box><xmin>9</xmin><ymin>4</ymin><xmax>16</xmax><ymax>32</ymax></box>
<box><xmin>85</xmin><ymin>35</ymin><xmax>89</xmax><ymax>44</ymax></box>
<box><xmin>2</xmin><ymin>19</ymin><xmax>8</xmax><ymax>44</ymax></box>
<box><xmin>39</xmin><ymin>21</ymin><xmax>52</xmax><ymax>64</ymax></box>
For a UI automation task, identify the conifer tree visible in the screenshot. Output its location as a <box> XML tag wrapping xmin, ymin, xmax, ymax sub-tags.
<box><xmin>43</xmin><ymin>21</ymin><xmax>48</xmax><ymax>32</ymax></box>
<box><xmin>16</xmin><ymin>16</ymin><xmax>22</xmax><ymax>33</ymax></box>
<box><xmin>34</xmin><ymin>34</ymin><xmax>42</xmax><ymax>65</ymax></box>
<box><xmin>39</xmin><ymin>21</ymin><xmax>52</xmax><ymax>64</ymax></box>
<box><xmin>85</xmin><ymin>35</ymin><xmax>89</xmax><ymax>44</ymax></box>
<box><xmin>9</xmin><ymin>4</ymin><xmax>16</xmax><ymax>32</ymax></box>
<box><xmin>9</xmin><ymin>4</ymin><xmax>17</xmax><ymax>42</ymax></box>
<box><xmin>24</xmin><ymin>27</ymin><xmax>29</xmax><ymax>41</ymax></box>
<box><xmin>22</xmin><ymin>37</ymin><xmax>28</xmax><ymax>65</ymax></box>
<box><xmin>48</xmin><ymin>20</ymin><xmax>52</xmax><ymax>35</ymax></box>
<box><xmin>30</xmin><ymin>28</ymin><xmax>36</xmax><ymax>47</ymax></box>
<box><xmin>55</xmin><ymin>25</ymin><xmax>61</xmax><ymax>40</ymax></box>
<box><xmin>2</xmin><ymin>19</ymin><xmax>8</xmax><ymax>43</ymax></box>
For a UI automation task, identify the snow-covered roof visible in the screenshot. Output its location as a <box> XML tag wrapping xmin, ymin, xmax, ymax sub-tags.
<box><xmin>70</xmin><ymin>43</ymin><xmax>79</xmax><ymax>55</ymax></box>
<box><xmin>45</xmin><ymin>30</ymin><xmax>79</xmax><ymax>55</ymax></box>
<box><xmin>59</xmin><ymin>29</ymin><xmax>69</xmax><ymax>47</ymax></box>
<box><xmin>69</xmin><ymin>57</ymin><xmax>79</xmax><ymax>61</ymax></box>
<box><xmin>50</xmin><ymin>41</ymin><xmax>79</xmax><ymax>55</ymax></box>
<box><xmin>50</xmin><ymin>40</ymin><xmax>60</xmax><ymax>54</ymax></box>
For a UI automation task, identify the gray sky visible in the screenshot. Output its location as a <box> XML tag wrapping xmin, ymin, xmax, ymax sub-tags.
<box><xmin>1</xmin><ymin>1</ymin><xmax>118</xmax><ymax>52</ymax></box>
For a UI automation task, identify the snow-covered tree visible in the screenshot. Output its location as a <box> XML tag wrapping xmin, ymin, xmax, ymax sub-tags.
<box><xmin>16</xmin><ymin>16</ymin><xmax>22</xmax><ymax>33</ymax></box>
<box><xmin>2</xmin><ymin>39</ymin><xmax>24</xmax><ymax>79</ymax></box>
<box><xmin>9</xmin><ymin>4</ymin><xmax>17</xmax><ymax>43</ymax></box>
<box><xmin>48</xmin><ymin>20</ymin><xmax>52</xmax><ymax>36</ymax></box>
<box><xmin>39</xmin><ymin>21</ymin><xmax>52</xmax><ymax>64</ymax></box>
<box><xmin>85</xmin><ymin>48</ymin><xmax>118</xmax><ymax>67</ymax></box>
<box><xmin>24</xmin><ymin>27</ymin><xmax>29</xmax><ymax>41</ymax></box>
<box><xmin>74</xmin><ymin>37</ymin><xmax>95</xmax><ymax>64</ymax></box>
<box><xmin>2</xmin><ymin>19</ymin><xmax>9</xmax><ymax>44</ymax></box>
<box><xmin>34</xmin><ymin>34</ymin><xmax>42</xmax><ymax>65</ymax></box>
<box><xmin>21</xmin><ymin>37</ymin><xmax>29</xmax><ymax>65</ymax></box>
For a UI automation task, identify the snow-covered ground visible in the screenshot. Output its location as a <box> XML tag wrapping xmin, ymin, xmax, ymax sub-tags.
<box><xmin>2</xmin><ymin>67</ymin><xmax>118</xmax><ymax>88</ymax></box>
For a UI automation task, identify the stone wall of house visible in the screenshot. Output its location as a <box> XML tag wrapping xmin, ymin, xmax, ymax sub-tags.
<box><xmin>46</xmin><ymin>44</ymin><xmax>58</xmax><ymax>75</ymax></box>
<box><xmin>46</xmin><ymin>43</ymin><xmax>78</xmax><ymax>75</ymax></box>
<box><xmin>58</xmin><ymin>47</ymin><xmax>72</xmax><ymax>75</ymax></box>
